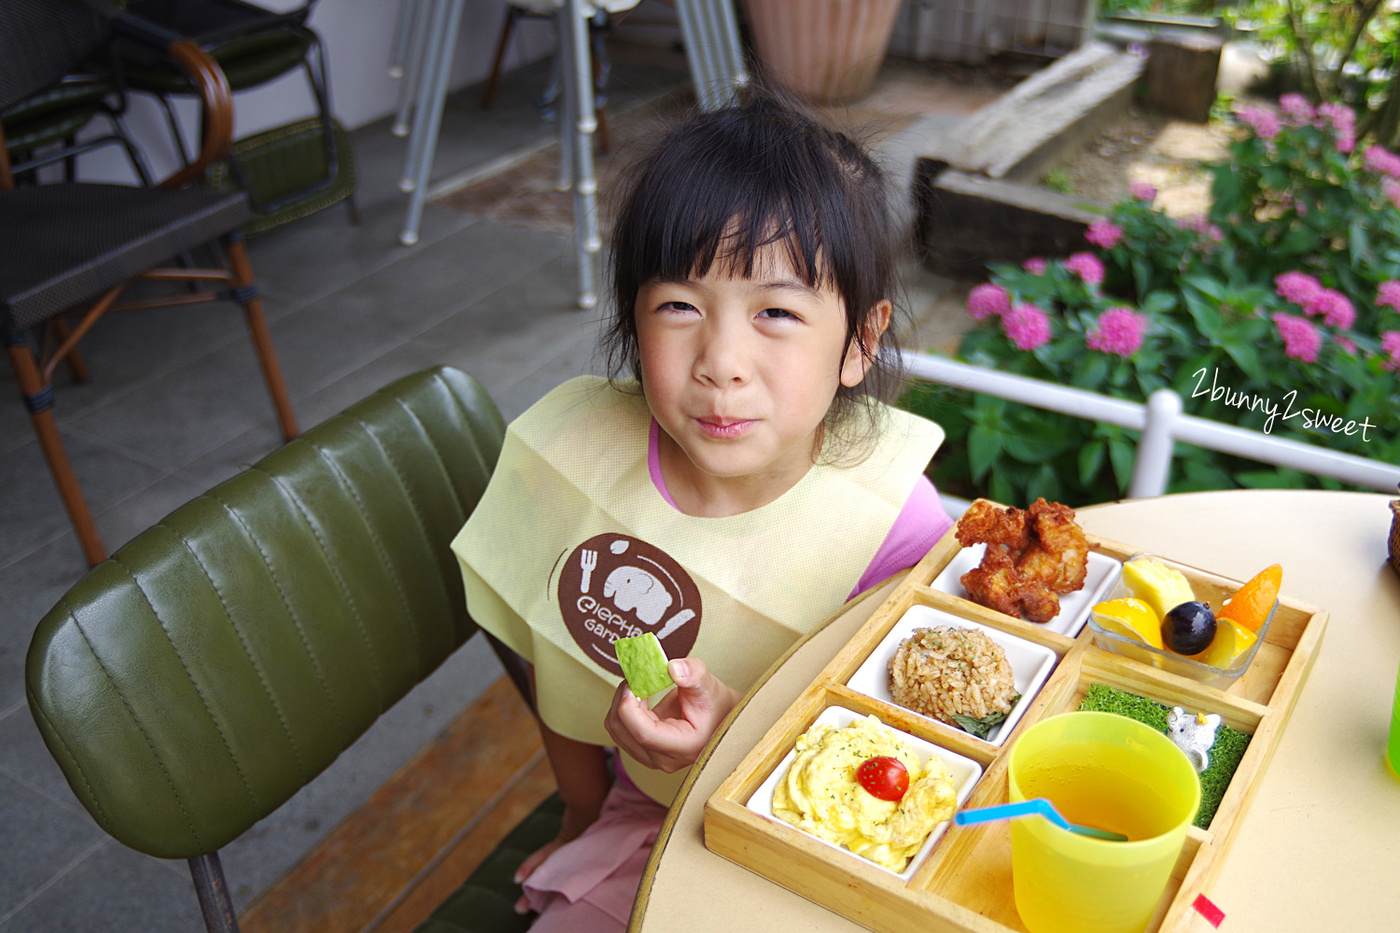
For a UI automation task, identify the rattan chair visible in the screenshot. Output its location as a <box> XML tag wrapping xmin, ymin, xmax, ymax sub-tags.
<box><xmin>27</xmin><ymin>366</ymin><xmax>558</xmax><ymax>933</ymax></box>
<box><xmin>0</xmin><ymin>0</ymin><xmax>298</xmax><ymax>567</ymax></box>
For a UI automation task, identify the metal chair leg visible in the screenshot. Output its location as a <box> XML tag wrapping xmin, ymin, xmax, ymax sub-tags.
<box><xmin>393</xmin><ymin>0</ymin><xmax>434</xmax><ymax>137</ymax></box>
<box><xmin>400</xmin><ymin>0</ymin><xmax>467</xmax><ymax>246</ymax></box>
<box><xmin>188</xmin><ymin>853</ymin><xmax>241</xmax><ymax>933</ymax></box>
<box><xmin>562</xmin><ymin>0</ymin><xmax>598</xmax><ymax>310</ymax></box>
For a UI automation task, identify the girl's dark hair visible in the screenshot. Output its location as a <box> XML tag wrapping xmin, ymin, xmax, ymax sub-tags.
<box><xmin>604</xmin><ymin>90</ymin><xmax>907</xmax><ymax>451</ymax></box>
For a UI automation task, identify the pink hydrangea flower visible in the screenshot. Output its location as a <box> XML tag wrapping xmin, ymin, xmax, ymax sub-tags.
<box><xmin>1363</xmin><ymin>145</ymin><xmax>1400</xmax><ymax>180</ymax></box>
<box><xmin>1064</xmin><ymin>252</ymin><xmax>1105</xmax><ymax>286</ymax></box>
<box><xmin>1275</xmin><ymin>271</ymin><xmax>1324</xmax><ymax>308</ymax></box>
<box><xmin>1237</xmin><ymin>104</ymin><xmax>1280</xmax><ymax>139</ymax></box>
<box><xmin>966</xmin><ymin>283</ymin><xmax>1011</xmax><ymax>320</ymax></box>
<box><xmin>1382</xmin><ymin>330</ymin><xmax>1400</xmax><ymax>369</ymax></box>
<box><xmin>1129</xmin><ymin>182</ymin><xmax>1157</xmax><ymax>201</ymax></box>
<box><xmin>1086</xmin><ymin>220</ymin><xmax>1124</xmax><ymax>249</ymax></box>
<box><xmin>1086</xmin><ymin>307</ymin><xmax>1148</xmax><ymax>357</ymax></box>
<box><xmin>1175</xmin><ymin>214</ymin><xmax>1224</xmax><ymax>242</ymax></box>
<box><xmin>1279</xmin><ymin>93</ymin><xmax>1314</xmax><ymax>126</ymax></box>
<box><xmin>1272</xmin><ymin>312</ymin><xmax>1321</xmax><ymax>364</ymax></box>
<box><xmin>1023</xmin><ymin>257</ymin><xmax>1048</xmax><ymax>275</ymax></box>
<box><xmin>1003</xmin><ymin>303</ymin><xmax>1052</xmax><ymax>351</ymax></box>
<box><xmin>1310</xmin><ymin>289</ymin><xmax>1356</xmax><ymax>330</ymax></box>
<box><xmin>1384</xmin><ymin>178</ymin><xmax>1400</xmax><ymax>210</ymax></box>
<box><xmin>1377</xmin><ymin>280</ymin><xmax>1400</xmax><ymax>311</ymax></box>
<box><xmin>1317</xmin><ymin>102</ymin><xmax>1356</xmax><ymax>152</ymax></box>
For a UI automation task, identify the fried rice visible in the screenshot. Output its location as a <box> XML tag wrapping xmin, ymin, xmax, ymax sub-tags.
<box><xmin>888</xmin><ymin>626</ymin><xmax>1017</xmax><ymax>727</ymax></box>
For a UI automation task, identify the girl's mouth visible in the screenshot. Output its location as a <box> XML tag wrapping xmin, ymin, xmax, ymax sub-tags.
<box><xmin>697</xmin><ymin>417</ymin><xmax>754</xmax><ymax>439</ymax></box>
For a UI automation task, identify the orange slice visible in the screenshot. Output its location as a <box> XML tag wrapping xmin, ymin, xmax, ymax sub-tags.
<box><xmin>1218</xmin><ymin>564</ymin><xmax>1282</xmax><ymax>633</ymax></box>
<box><xmin>1197</xmin><ymin>617</ymin><xmax>1259</xmax><ymax>670</ymax></box>
<box><xmin>1093</xmin><ymin>597</ymin><xmax>1164</xmax><ymax>650</ymax></box>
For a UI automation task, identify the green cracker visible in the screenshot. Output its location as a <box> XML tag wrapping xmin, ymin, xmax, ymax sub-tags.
<box><xmin>615</xmin><ymin>633</ymin><xmax>674</xmax><ymax>698</ymax></box>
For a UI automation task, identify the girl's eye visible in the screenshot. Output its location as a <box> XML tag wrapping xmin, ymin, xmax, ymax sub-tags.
<box><xmin>758</xmin><ymin>307</ymin><xmax>798</xmax><ymax>321</ymax></box>
<box><xmin>659</xmin><ymin>300</ymin><xmax>698</xmax><ymax>314</ymax></box>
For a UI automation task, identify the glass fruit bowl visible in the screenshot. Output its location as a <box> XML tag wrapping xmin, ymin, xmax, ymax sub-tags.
<box><xmin>1086</xmin><ymin>566</ymin><xmax>1278</xmax><ymax>688</ymax></box>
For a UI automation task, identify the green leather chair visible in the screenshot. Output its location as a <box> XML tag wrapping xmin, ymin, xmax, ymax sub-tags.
<box><xmin>26</xmin><ymin>366</ymin><xmax>556</xmax><ymax>933</ymax></box>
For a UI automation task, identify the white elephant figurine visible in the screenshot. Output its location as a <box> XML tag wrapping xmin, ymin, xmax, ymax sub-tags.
<box><xmin>1166</xmin><ymin>706</ymin><xmax>1222</xmax><ymax>772</ymax></box>
<box><xmin>603</xmin><ymin>565</ymin><xmax>673</xmax><ymax>625</ymax></box>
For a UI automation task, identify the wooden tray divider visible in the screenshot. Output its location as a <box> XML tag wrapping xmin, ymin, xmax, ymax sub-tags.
<box><xmin>910</xmin><ymin>586</ymin><xmax>1081</xmax><ymax>655</ymax></box>
<box><xmin>704</xmin><ymin>515</ymin><xmax>1330</xmax><ymax>933</ymax></box>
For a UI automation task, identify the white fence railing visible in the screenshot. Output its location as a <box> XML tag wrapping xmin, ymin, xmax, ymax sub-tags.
<box><xmin>901</xmin><ymin>352</ymin><xmax>1400</xmax><ymax>499</ymax></box>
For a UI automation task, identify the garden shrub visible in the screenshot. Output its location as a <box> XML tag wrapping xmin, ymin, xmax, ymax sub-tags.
<box><xmin>904</xmin><ymin>95</ymin><xmax>1400</xmax><ymax>507</ymax></box>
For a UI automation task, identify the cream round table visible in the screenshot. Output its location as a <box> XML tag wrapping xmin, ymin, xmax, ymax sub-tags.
<box><xmin>629</xmin><ymin>490</ymin><xmax>1400</xmax><ymax>933</ymax></box>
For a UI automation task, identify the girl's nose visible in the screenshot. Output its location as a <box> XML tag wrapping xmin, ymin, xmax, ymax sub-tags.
<box><xmin>693</xmin><ymin>318</ymin><xmax>751</xmax><ymax>387</ymax></box>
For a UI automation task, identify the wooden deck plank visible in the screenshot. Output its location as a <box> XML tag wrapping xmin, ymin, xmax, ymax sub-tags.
<box><xmin>240</xmin><ymin>676</ymin><xmax>549</xmax><ymax>933</ymax></box>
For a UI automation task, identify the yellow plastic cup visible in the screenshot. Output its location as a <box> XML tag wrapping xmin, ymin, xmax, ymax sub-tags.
<box><xmin>1007</xmin><ymin>712</ymin><xmax>1201</xmax><ymax>933</ymax></box>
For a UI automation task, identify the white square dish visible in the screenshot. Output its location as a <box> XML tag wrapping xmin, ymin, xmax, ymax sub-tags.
<box><xmin>847</xmin><ymin>604</ymin><xmax>1057</xmax><ymax>745</ymax></box>
<box><xmin>930</xmin><ymin>545</ymin><xmax>1122</xmax><ymax>637</ymax></box>
<box><xmin>743</xmin><ymin>705</ymin><xmax>983</xmax><ymax>881</ymax></box>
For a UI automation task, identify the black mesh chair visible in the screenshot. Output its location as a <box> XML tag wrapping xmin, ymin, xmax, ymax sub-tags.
<box><xmin>0</xmin><ymin>0</ymin><xmax>299</xmax><ymax>567</ymax></box>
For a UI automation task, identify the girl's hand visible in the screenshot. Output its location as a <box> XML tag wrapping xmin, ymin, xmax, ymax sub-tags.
<box><xmin>605</xmin><ymin>658</ymin><xmax>741</xmax><ymax>772</ymax></box>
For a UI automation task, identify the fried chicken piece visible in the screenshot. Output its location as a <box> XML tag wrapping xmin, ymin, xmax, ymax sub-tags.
<box><xmin>1016</xmin><ymin>498</ymin><xmax>1089</xmax><ymax>595</ymax></box>
<box><xmin>953</xmin><ymin>497</ymin><xmax>1090</xmax><ymax>623</ymax></box>
<box><xmin>954</xmin><ymin>500</ymin><xmax>1030</xmax><ymax>553</ymax></box>
<box><xmin>959</xmin><ymin>545</ymin><xmax>1022</xmax><ymax>618</ymax></box>
<box><xmin>959</xmin><ymin>545</ymin><xmax>1062</xmax><ymax>624</ymax></box>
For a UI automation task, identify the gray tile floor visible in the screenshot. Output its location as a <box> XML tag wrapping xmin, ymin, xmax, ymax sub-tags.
<box><xmin>0</xmin><ymin>48</ymin><xmax>972</xmax><ymax>932</ymax></box>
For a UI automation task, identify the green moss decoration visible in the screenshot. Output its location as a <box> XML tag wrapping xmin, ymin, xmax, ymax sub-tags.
<box><xmin>1078</xmin><ymin>683</ymin><xmax>1251</xmax><ymax>830</ymax></box>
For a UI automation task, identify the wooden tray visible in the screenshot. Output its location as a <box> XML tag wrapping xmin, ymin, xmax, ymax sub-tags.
<box><xmin>703</xmin><ymin>513</ymin><xmax>1328</xmax><ymax>933</ymax></box>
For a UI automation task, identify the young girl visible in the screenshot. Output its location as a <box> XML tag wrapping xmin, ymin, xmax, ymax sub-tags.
<box><xmin>451</xmin><ymin>92</ymin><xmax>953</xmax><ymax>932</ymax></box>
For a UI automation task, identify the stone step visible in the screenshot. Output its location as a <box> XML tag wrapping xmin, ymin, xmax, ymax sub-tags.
<box><xmin>915</xmin><ymin>167</ymin><xmax>1104</xmax><ymax>279</ymax></box>
<box><xmin>934</xmin><ymin>41</ymin><xmax>1146</xmax><ymax>182</ymax></box>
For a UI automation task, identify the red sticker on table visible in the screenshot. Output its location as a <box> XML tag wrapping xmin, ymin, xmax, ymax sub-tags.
<box><xmin>1192</xmin><ymin>893</ymin><xmax>1225</xmax><ymax>928</ymax></box>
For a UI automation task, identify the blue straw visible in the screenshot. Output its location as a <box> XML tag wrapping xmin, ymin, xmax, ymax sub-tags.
<box><xmin>953</xmin><ymin>799</ymin><xmax>1128</xmax><ymax>841</ymax></box>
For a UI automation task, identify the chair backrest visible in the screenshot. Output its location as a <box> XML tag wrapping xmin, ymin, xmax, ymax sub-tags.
<box><xmin>0</xmin><ymin>0</ymin><xmax>112</xmax><ymax>113</ymax></box>
<box><xmin>26</xmin><ymin>366</ymin><xmax>505</xmax><ymax>860</ymax></box>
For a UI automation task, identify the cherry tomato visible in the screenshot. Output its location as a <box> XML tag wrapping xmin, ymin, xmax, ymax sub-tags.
<box><xmin>855</xmin><ymin>756</ymin><xmax>909</xmax><ymax>802</ymax></box>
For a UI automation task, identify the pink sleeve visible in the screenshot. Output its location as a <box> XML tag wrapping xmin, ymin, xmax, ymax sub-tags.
<box><xmin>849</xmin><ymin>475</ymin><xmax>953</xmax><ymax>598</ymax></box>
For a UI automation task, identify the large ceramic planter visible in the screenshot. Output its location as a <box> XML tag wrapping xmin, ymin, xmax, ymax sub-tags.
<box><xmin>743</xmin><ymin>0</ymin><xmax>903</xmax><ymax>104</ymax></box>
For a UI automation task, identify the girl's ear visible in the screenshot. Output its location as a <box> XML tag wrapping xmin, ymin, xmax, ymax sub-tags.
<box><xmin>840</xmin><ymin>299</ymin><xmax>892</xmax><ymax>388</ymax></box>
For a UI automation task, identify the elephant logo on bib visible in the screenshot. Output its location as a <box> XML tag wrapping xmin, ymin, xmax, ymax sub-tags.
<box><xmin>602</xmin><ymin>566</ymin><xmax>672</xmax><ymax>624</ymax></box>
<box><xmin>558</xmin><ymin>533</ymin><xmax>702</xmax><ymax>676</ymax></box>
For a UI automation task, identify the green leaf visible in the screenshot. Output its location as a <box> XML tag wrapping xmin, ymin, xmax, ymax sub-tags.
<box><xmin>1002</xmin><ymin>428</ymin><xmax>1071</xmax><ymax>465</ymax></box>
<box><xmin>1220</xmin><ymin>339</ymin><xmax>1264</xmax><ymax>384</ymax></box>
<box><xmin>1349</xmin><ymin>218</ymin><xmax>1373</xmax><ymax>265</ymax></box>
<box><xmin>1108</xmin><ymin>436</ymin><xmax>1136</xmax><ymax>493</ymax></box>
<box><xmin>967</xmin><ymin>426</ymin><xmax>1003</xmax><ymax>482</ymax></box>
<box><xmin>1079</xmin><ymin>440</ymin><xmax>1107</xmax><ymax>486</ymax></box>
<box><xmin>950</xmin><ymin>702</ymin><xmax>1016</xmax><ymax>740</ymax></box>
<box><xmin>1277</xmin><ymin>223</ymin><xmax>1321</xmax><ymax>255</ymax></box>
<box><xmin>1070</xmin><ymin>352</ymin><xmax>1111</xmax><ymax>390</ymax></box>
<box><xmin>1029</xmin><ymin>463</ymin><xmax>1064</xmax><ymax>503</ymax></box>
<box><xmin>1184</xmin><ymin>275</ymin><xmax>1226</xmax><ymax>300</ymax></box>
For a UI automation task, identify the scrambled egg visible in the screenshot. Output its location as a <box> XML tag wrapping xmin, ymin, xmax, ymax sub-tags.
<box><xmin>772</xmin><ymin>714</ymin><xmax>957</xmax><ymax>871</ymax></box>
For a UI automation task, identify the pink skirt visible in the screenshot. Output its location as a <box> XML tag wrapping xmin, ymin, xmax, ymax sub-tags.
<box><xmin>524</xmin><ymin>773</ymin><xmax>669</xmax><ymax>932</ymax></box>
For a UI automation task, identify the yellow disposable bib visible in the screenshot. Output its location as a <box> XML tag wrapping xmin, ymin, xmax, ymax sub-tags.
<box><xmin>451</xmin><ymin>376</ymin><xmax>942</xmax><ymax>802</ymax></box>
